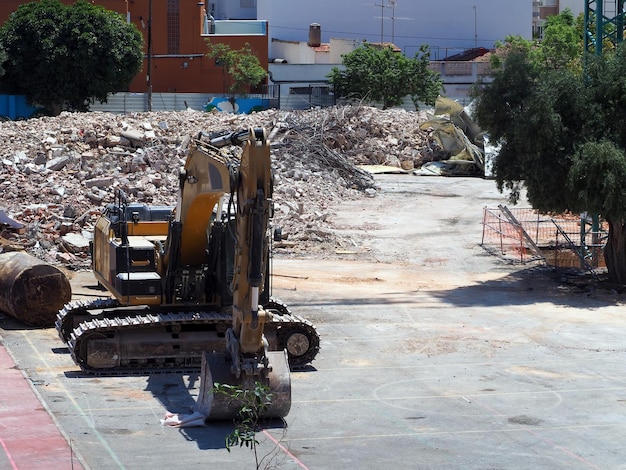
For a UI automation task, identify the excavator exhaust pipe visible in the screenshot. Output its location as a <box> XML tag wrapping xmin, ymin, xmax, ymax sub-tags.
<box><xmin>194</xmin><ymin>350</ymin><xmax>291</xmax><ymax>421</ymax></box>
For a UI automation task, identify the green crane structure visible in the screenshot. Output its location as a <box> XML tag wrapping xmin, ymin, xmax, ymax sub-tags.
<box><xmin>584</xmin><ymin>0</ymin><xmax>626</xmax><ymax>54</ymax></box>
<box><xmin>582</xmin><ymin>1</ymin><xmax>626</xmax><ymax>268</ymax></box>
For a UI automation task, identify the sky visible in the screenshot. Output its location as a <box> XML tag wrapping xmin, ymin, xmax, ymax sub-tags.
<box><xmin>258</xmin><ymin>0</ymin><xmax>532</xmax><ymax>59</ymax></box>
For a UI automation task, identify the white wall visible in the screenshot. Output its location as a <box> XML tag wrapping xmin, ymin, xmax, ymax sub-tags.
<box><xmin>212</xmin><ymin>0</ymin><xmax>257</xmax><ymax>20</ymax></box>
<box><xmin>329</xmin><ymin>38</ymin><xmax>361</xmax><ymax>63</ymax></box>
<box><xmin>272</xmin><ymin>40</ymin><xmax>318</xmax><ymax>64</ymax></box>
<box><xmin>269</xmin><ymin>64</ymin><xmax>337</xmax><ymax>82</ymax></box>
<box><xmin>258</xmin><ymin>0</ymin><xmax>532</xmax><ymax>59</ymax></box>
<box><xmin>558</xmin><ymin>0</ymin><xmax>584</xmax><ymax>17</ymax></box>
<box><xmin>271</xmin><ymin>38</ymin><xmax>361</xmax><ymax>64</ymax></box>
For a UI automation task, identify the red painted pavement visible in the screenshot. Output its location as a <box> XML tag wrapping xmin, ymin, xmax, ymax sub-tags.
<box><xmin>0</xmin><ymin>344</ymin><xmax>84</xmax><ymax>470</ymax></box>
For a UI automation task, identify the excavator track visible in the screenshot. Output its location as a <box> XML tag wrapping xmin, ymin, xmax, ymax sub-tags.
<box><xmin>57</xmin><ymin>298</ymin><xmax>319</xmax><ymax>375</ymax></box>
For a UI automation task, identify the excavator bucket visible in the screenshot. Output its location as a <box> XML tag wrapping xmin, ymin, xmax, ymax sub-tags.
<box><xmin>194</xmin><ymin>350</ymin><xmax>291</xmax><ymax>421</ymax></box>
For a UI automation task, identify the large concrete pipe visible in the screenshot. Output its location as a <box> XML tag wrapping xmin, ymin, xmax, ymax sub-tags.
<box><xmin>0</xmin><ymin>252</ymin><xmax>72</xmax><ymax>327</ymax></box>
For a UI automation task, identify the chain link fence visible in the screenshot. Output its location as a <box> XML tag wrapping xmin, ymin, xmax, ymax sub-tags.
<box><xmin>481</xmin><ymin>206</ymin><xmax>607</xmax><ymax>271</ymax></box>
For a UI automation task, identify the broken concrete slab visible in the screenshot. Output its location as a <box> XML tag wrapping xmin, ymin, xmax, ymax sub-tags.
<box><xmin>0</xmin><ymin>209</ymin><xmax>25</xmax><ymax>231</ymax></box>
<box><xmin>46</xmin><ymin>155</ymin><xmax>71</xmax><ymax>171</ymax></box>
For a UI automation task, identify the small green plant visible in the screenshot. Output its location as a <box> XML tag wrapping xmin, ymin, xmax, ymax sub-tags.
<box><xmin>205</xmin><ymin>40</ymin><xmax>267</xmax><ymax>99</ymax></box>
<box><xmin>212</xmin><ymin>381</ymin><xmax>273</xmax><ymax>467</ymax></box>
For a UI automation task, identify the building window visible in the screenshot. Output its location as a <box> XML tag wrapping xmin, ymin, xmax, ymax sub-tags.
<box><xmin>167</xmin><ymin>0</ymin><xmax>180</xmax><ymax>55</ymax></box>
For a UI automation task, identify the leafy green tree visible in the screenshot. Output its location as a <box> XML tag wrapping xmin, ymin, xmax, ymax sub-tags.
<box><xmin>531</xmin><ymin>8</ymin><xmax>581</xmax><ymax>70</ymax></box>
<box><xmin>327</xmin><ymin>43</ymin><xmax>442</xmax><ymax>110</ymax></box>
<box><xmin>0</xmin><ymin>0</ymin><xmax>143</xmax><ymax>115</ymax></box>
<box><xmin>472</xmin><ymin>12</ymin><xmax>626</xmax><ymax>284</ymax></box>
<box><xmin>205</xmin><ymin>40</ymin><xmax>267</xmax><ymax>98</ymax></box>
<box><xmin>407</xmin><ymin>45</ymin><xmax>443</xmax><ymax>110</ymax></box>
<box><xmin>491</xmin><ymin>9</ymin><xmax>582</xmax><ymax>73</ymax></box>
<box><xmin>0</xmin><ymin>48</ymin><xmax>6</xmax><ymax>79</ymax></box>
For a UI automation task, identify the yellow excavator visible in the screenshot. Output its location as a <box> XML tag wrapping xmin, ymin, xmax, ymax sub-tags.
<box><xmin>56</xmin><ymin>127</ymin><xmax>319</xmax><ymax>419</ymax></box>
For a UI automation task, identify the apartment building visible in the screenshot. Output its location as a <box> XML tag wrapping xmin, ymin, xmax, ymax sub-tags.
<box><xmin>533</xmin><ymin>0</ymin><xmax>585</xmax><ymax>37</ymax></box>
<box><xmin>0</xmin><ymin>0</ymin><xmax>269</xmax><ymax>96</ymax></box>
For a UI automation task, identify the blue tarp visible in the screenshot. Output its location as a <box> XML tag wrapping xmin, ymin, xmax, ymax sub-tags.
<box><xmin>0</xmin><ymin>95</ymin><xmax>42</xmax><ymax>120</ymax></box>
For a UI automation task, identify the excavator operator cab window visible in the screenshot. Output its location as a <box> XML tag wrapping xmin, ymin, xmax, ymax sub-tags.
<box><xmin>207</xmin><ymin>162</ymin><xmax>225</xmax><ymax>191</ymax></box>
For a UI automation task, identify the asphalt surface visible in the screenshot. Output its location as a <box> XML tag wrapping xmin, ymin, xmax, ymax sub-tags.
<box><xmin>1</xmin><ymin>174</ymin><xmax>626</xmax><ymax>469</ymax></box>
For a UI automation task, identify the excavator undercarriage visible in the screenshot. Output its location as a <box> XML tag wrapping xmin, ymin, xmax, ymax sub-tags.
<box><xmin>56</xmin><ymin>297</ymin><xmax>318</xmax><ymax>374</ymax></box>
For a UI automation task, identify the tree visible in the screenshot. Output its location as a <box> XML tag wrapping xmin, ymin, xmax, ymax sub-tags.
<box><xmin>327</xmin><ymin>43</ymin><xmax>442</xmax><ymax>110</ymax></box>
<box><xmin>0</xmin><ymin>0</ymin><xmax>143</xmax><ymax>115</ymax></box>
<box><xmin>531</xmin><ymin>8</ymin><xmax>581</xmax><ymax>70</ymax></box>
<box><xmin>472</xmin><ymin>12</ymin><xmax>626</xmax><ymax>284</ymax></box>
<box><xmin>407</xmin><ymin>44</ymin><xmax>444</xmax><ymax>110</ymax></box>
<box><xmin>0</xmin><ymin>48</ymin><xmax>6</xmax><ymax>80</ymax></box>
<box><xmin>205</xmin><ymin>40</ymin><xmax>267</xmax><ymax>98</ymax></box>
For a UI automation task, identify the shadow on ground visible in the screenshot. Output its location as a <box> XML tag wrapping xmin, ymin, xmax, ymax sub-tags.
<box><xmin>287</xmin><ymin>266</ymin><xmax>622</xmax><ymax>310</ymax></box>
<box><xmin>144</xmin><ymin>373</ymin><xmax>287</xmax><ymax>450</ymax></box>
<box><xmin>429</xmin><ymin>266</ymin><xmax>622</xmax><ymax>308</ymax></box>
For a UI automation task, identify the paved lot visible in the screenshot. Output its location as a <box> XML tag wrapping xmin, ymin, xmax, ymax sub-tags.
<box><xmin>1</xmin><ymin>174</ymin><xmax>626</xmax><ymax>469</ymax></box>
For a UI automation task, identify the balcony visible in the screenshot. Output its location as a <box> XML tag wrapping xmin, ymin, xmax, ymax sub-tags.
<box><xmin>201</xmin><ymin>19</ymin><xmax>267</xmax><ymax>36</ymax></box>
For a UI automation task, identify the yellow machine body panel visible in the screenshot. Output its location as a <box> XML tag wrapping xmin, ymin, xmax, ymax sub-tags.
<box><xmin>179</xmin><ymin>192</ymin><xmax>221</xmax><ymax>267</ymax></box>
<box><xmin>92</xmin><ymin>215</ymin><xmax>114</xmax><ymax>289</ymax></box>
<box><xmin>178</xmin><ymin>146</ymin><xmax>232</xmax><ymax>267</ymax></box>
<box><xmin>126</xmin><ymin>221</ymin><xmax>169</xmax><ymax>237</ymax></box>
<box><xmin>92</xmin><ymin>212</ymin><xmax>164</xmax><ymax>306</ymax></box>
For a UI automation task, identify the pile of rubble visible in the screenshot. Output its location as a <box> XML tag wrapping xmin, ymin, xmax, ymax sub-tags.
<box><xmin>0</xmin><ymin>105</ymin><xmax>435</xmax><ymax>269</ymax></box>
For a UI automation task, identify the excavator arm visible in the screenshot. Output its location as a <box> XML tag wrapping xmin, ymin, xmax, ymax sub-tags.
<box><xmin>194</xmin><ymin>128</ymin><xmax>291</xmax><ymax>420</ymax></box>
<box><xmin>229</xmin><ymin>128</ymin><xmax>272</xmax><ymax>365</ymax></box>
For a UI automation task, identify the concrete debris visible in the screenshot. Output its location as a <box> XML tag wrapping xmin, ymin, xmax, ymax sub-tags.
<box><xmin>0</xmin><ymin>105</ymin><xmax>455</xmax><ymax>269</ymax></box>
<box><xmin>0</xmin><ymin>209</ymin><xmax>24</xmax><ymax>231</ymax></box>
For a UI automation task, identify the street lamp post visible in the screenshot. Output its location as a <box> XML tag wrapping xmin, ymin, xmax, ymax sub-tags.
<box><xmin>390</xmin><ymin>0</ymin><xmax>396</xmax><ymax>45</ymax></box>
<box><xmin>147</xmin><ymin>0</ymin><xmax>153</xmax><ymax>111</ymax></box>
<box><xmin>473</xmin><ymin>5</ymin><xmax>478</xmax><ymax>49</ymax></box>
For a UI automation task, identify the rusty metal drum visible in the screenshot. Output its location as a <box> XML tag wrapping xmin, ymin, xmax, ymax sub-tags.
<box><xmin>0</xmin><ymin>252</ymin><xmax>71</xmax><ymax>327</ymax></box>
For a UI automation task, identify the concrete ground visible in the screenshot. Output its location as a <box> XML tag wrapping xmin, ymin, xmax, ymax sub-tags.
<box><xmin>1</xmin><ymin>174</ymin><xmax>626</xmax><ymax>469</ymax></box>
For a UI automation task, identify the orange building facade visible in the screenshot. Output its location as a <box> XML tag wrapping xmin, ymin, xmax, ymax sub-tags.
<box><xmin>0</xmin><ymin>0</ymin><xmax>269</xmax><ymax>95</ymax></box>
